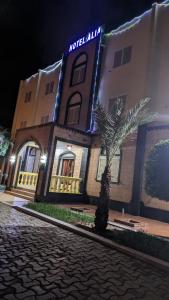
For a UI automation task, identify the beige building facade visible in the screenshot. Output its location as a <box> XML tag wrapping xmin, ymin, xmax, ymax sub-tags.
<box><xmin>5</xmin><ymin>0</ymin><xmax>169</xmax><ymax>222</ymax></box>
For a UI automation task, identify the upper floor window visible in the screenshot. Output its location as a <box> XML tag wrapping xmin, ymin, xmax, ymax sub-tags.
<box><xmin>71</xmin><ymin>53</ymin><xmax>87</xmax><ymax>86</ymax></box>
<box><xmin>113</xmin><ymin>46</ymin><xmax>132</xmax><ymax>68</ymax></box>
<box><xmin>20</xmin><ymin>121</ymin><xmax>27</xmax><ymax>129</ymax></box>
<box><xmin>25</xmin><ymin>91</ymin><xmax>32</xmax><ymax>103</ymax></box>
<box><xmin>41</xmin><ymin>115</ymin><xmax>49</xmax><ymax>124</ymax></box>
<box><xmin>108</xmin><ymin>95</ymin><xmax>127</xmax><ymax>112</ymax></box>
<box><xmin>29</xmin><ymin>147</ymin><xmax>36</xmax><ymax>156</ymax></box>
<box><xmin>45</xmin><ymin>81</ymin><xmax>54</xmax><ymax>95</ymax></box>
<box><xmin>66</xmin><ymin>93</ymin><xmax>82</xmax><ymax>125</ymax></box>
<box><xmin>97</xmin><ymin>147</ymin><xmax>121</xmax><ymax>183</ymax></box>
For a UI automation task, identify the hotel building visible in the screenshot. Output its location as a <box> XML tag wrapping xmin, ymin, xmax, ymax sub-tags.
<box><xmin>6</xmin><ymin>0</ymin><xmax>169</xmax><ymax>222</ymax></box>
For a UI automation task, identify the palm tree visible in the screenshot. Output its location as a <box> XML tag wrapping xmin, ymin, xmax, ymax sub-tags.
<box><xmin>94</xmin><ymin>97</ymin><xmax>154</xmax><ymax>232</ymax></box>
<box><xmin>0</xmin><ymin>127</ymin><xmax>11</xmax><ymax>157</ymax></box>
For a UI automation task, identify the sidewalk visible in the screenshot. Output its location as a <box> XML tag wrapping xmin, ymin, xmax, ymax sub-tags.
<box><xmin>0</xmin><ymin>192</ymin><xmax>29</xmax><ymax>207</ymax></box>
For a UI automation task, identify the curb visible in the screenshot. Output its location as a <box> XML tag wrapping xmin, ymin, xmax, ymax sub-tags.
<box><xmin>14</xmin><ymin>205</ymin><xmax>169</xmax><ymax>273</ymax></box>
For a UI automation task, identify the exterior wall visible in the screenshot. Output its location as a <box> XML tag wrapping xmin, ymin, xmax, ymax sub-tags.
<box><xmin>34</xmin><ymin>65</ymin><xmax>61</xmax><ymax>125</ymax></box>
<box><xmin>11</xmin><ymin>62</ymin><xmax>61</xmax><ymax>140</ymax></box>
<box><xmin>149</xmin><ymin>4</ymin><xmax>169</xmax><ymax>117</ymax></box>
<box><xmin>58</xmin><ymin>38</ymin><xmax>100</xmax><ymax>131</ymax></box>
<box><xmin>98</xmin><ymin>11</ymin><xmax>152</xmax><ymax>112</ymax></box>
<box><xmin>11</xmin><ymin>74</ymin><xmax>39</xmax><ymax>139</ymax></box>
<box><xmin>13</xmin><ymin>124</ymin><xmax>53</xmax><ymax>154</ymax></box>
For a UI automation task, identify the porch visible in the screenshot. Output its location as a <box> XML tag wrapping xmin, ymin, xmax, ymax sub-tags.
<box><xmin>48</xmin><ymin>139</ymin><xmax>89</xmax><ymax>196</ymax></box>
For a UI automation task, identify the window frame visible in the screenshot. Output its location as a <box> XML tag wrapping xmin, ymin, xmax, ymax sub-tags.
<box><xmin>45</xmin><ymin>81</ymin><xmax>54</xmax><ymax>95</ymax></box>
<box><xmin>41</xmin><ymin>115</ymin><xmax>49</xmax><ymax>124</ymax></box>
<box><xmin>96</xmin><ymin>147</ymin><xmax>122</xmax><ymax>184</ymax></box>
<box><xmin>20</xmin><ymin>121</ymin><xmax>27</xmax><ymax>129</ymax></box>
<box><xmin>70</xmin><ymin>52</ymin><xmax>88</xmax><ymax>87</ymax></box>
<box><xmin>65</xmin><ymin>92</ymin><xmax>82</xmax><ymax>126</ymax></box>
<box><xmin>113</xmin><ymin>46</ymin><xmax>132</xmax><ymax>68</ymax></box>
<box><xmin>108</xmin><ymin>95</ymin><xmax>127</xmax><ymax>112</ymax></box>
<box><xmin>24</xmin><ymin>91</ymin><xmax>32</xmax><ymax>103</ymax></box>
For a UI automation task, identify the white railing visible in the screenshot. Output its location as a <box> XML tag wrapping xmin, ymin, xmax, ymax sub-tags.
<box><xmin>49</xmin><ymin>175</ymin><xmax>82</xmax><ymax>194</ymax></box>
<box><xmin>17</xmin><ymin>171</ymin><xmax>38</xmax><ymax>191</ymax></box>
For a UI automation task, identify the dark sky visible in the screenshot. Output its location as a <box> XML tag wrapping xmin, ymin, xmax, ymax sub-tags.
<box><xmin>0</xmin><ymin>0</ymin><xmax>164</xmax><ymax>128</ymax></box>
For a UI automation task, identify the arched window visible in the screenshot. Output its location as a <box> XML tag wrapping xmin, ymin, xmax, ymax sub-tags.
<box><xmin>71</xmin><ymin>53</ymin><xmax>87</xmax><ymax>86</ymax></box>
<box><xmin>66</xmin><ymin>93</ymin><xmax>82</xmax><ymax>125</ymax></box>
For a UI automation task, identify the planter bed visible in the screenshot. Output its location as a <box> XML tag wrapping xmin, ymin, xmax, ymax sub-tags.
<box><xmin>25</xmin><ymin>202</ymin><xmax>169</xmax><ymax>263</ymax></box>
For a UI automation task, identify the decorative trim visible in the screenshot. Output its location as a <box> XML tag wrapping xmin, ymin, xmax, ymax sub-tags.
<box><xmin>86</xmin><ymin>27</ymin><xmax>104</xmax><ymax>131</ymax></box>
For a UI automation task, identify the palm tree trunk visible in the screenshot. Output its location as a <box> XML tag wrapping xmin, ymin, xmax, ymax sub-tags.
<box><xmin>94</xmin><ymin>165</ymin><xmax>111</xmax><ymax>232</ymax></box>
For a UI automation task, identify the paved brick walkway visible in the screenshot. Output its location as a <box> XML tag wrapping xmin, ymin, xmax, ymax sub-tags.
<box><xmin>0</xmin><ymin>203</ymin><xmax>169</xmax><ymax>299</ymax></box>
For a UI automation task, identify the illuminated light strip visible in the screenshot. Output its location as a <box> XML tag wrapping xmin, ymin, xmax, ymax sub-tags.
<box><xmin>106</xmin><ymin>9</ymin><xmax>151</xmax><ymax>37</ymax></box>
<box><xmin>40</xmin><ymin>60</ymin><xmax>62</xmax><ymax>74</ymax></box>
<box><xmin>89</xmin><ymin>28</ymin><xmax>103</xmax><ymax>132</ymax></box>
<box><xmin>25</xmin><ymin>73</ymin><xmax>38</xmax><ymax>82</ymax></box>
<box><xmin>106</xmin><ymin>0</ymin><xmax>169</xmax><ymax>37</ymax></box>
<box><xmin>25</xmin><ymin>60</ymin><xmax>62</xmax><ymax>82</ymax></box>
<box><xmin>53</xmin><ymin>58</ymin><xmax>64</xmax><ymax>121</ymax></box>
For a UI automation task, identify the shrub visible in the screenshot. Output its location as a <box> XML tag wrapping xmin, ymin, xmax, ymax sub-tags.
<box><xmin>111</xmin><ymin>230</ymin><xmax>169</xmax><ymax>262</ymax></box>
<box><xmin>145</xmin><ymin>139</ymin><xmax>169</xmax><ymax>201</ymax></box>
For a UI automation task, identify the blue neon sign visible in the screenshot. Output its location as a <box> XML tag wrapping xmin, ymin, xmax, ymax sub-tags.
<box><xmin>69</xmin><ymin>27</ymin><xmax>101</xmax><ymax>53</ymax></box>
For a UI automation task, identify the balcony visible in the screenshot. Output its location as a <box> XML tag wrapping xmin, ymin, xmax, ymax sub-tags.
<box><xmin>49</xmin><ymin>175</ymin><xmax>82</xmax><ymax>194</ymax></box>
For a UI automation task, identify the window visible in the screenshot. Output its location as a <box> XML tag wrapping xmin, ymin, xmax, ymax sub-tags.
<box><xmin>66</xmin><ymin>93</ymin><xmax>82</xmax><ymax>125</ymax></box>
<box><xmin>45</xmin><ymin>81</ymin><xmax>54</xmax><ymax>95</ymax></box>
<box><xmin>29</xmin><ymin>147</ymin><xmax>36</xmax><ymax>156</ymax></box>
<box><xmin>20</xmin><ymin>121</ymin><xmax>27</xmax><ymax>129</ymax></box>
<box><xmin>41</xmin><ymin>115</ymin><xmax>49</xmax><ymax>124</ymax></box>
<box><xmin>24</xmin><ymin>91</ymin><xmax>32</xmax><ymax>103</ymax></box>
<box><xmin>108</xmin><ymin>95</ymin><xmax>126</xmax><ymax>112</ymax></box>
<box><xmin>113</xmin><ymin>46</ymin><xmax>132</xmax><ymax>68</ymax></box>
<box><xmin>97</xmin><ymin>148</ymin><xmax>121</xmax><ymax>183</ymax></box>
<box><xmin>123</xmin><ymin>46</ymin><xmax>132</xmax><ymax>64</ymax></box>
<box><xmin>71</xmin><ymin>53</ymin><xmax>87</xmax><ymax>86</ymax></box>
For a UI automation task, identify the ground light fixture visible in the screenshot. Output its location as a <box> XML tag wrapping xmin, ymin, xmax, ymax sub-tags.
<box><xmin>40</xmin><ymin>154</ymin><xmax>47</xmax><ymax>165</ymax></box>
<box><xmin>9</xmin><ymin>155</ymin><xmax>16</xmax><ymax>164</ymax></box>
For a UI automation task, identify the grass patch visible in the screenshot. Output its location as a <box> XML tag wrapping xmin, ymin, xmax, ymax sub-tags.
<box><xmin>25</xmin><ymin>202</ymin><xmax>94</xmax><ymax>225</ymax></box>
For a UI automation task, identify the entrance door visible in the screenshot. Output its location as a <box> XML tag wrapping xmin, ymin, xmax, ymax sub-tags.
<box><xmin>61</xmin><ymin>159</ymin><xmax>74</xmax><ymax>177</ymax></box>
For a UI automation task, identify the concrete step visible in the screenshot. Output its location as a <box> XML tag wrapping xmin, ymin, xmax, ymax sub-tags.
<box><xmin>11</xmin><ymin>188</ymin><xmax>35</xmax><ymax>197</ymax></box>
<box><xmin>5</xmin><ymin>190</ymin><xmax>34</xmax><ymax>201</ymax></box>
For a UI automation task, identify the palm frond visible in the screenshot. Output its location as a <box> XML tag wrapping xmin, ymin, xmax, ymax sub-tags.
<box><xmin>94</xmin><ymin>97</ymin><xmax>156</xmax><ymax>166</ymax></box>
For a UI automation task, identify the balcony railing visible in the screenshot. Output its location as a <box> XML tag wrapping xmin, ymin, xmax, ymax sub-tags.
<box><xmin>17</xmin><ymin>171</ymin><xmax>38</xmax><ymax>191</ymax></box>
<box><xmin>49</xmin><ymin>175</ymin><xmax>82</xmax><ymax>194</ymax></box>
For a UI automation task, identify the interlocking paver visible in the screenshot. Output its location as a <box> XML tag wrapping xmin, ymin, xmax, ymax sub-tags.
<box><xmin>0</xmin><ymin>203</ymin><xmax>169</xmax><ymax>300</ymax></box>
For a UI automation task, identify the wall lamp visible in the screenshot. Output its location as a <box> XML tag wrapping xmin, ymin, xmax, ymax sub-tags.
<box><xmin>40</xmin><ymin>154</ymin><xmax>47</xmax><ymax>165</ymax></box>
<box><xmin>10</xmin><ymin>155</ymin><xmax>16</xmax><ymax>164</ymax></box>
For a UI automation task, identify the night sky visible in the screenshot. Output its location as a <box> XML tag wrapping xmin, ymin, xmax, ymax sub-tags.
<box><xmin>0</xmin><ymin>0</ymin><xmax>163</xmax><ymax>129</ymax></box>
